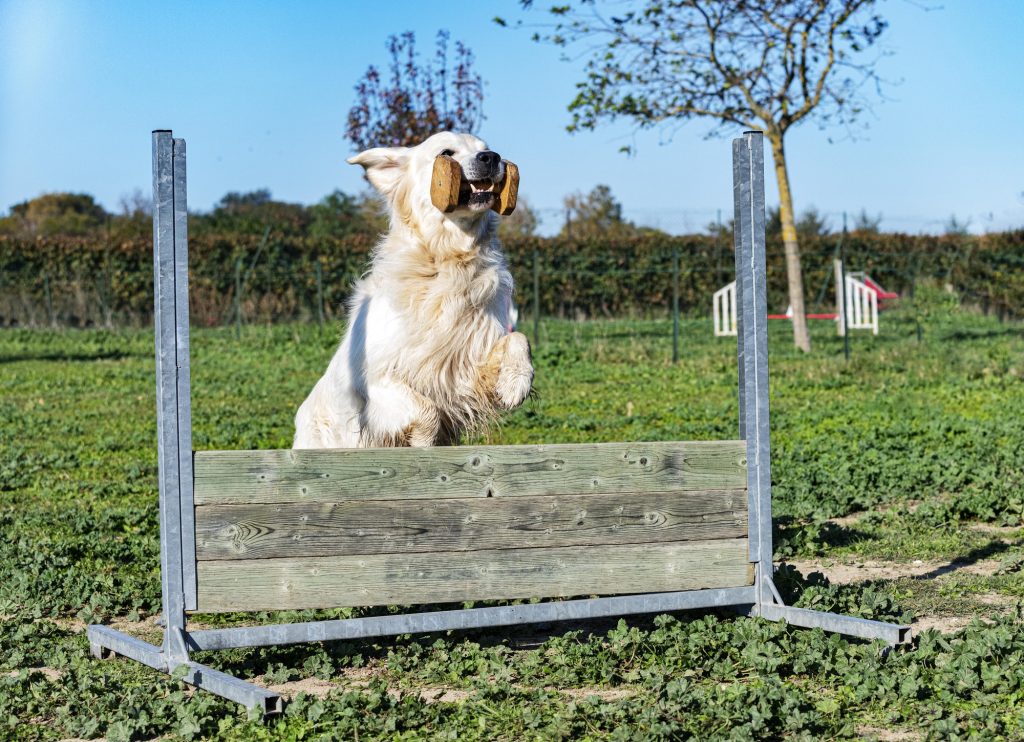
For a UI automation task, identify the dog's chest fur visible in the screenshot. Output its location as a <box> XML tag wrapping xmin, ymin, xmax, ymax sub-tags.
<box><xmin>367</xmin><ymin>239</ymin><xmax>511</xmax><ymax>412</ymax></box>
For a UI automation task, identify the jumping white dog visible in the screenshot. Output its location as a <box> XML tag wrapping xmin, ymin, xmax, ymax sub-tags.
<box><xmin>293</xmin><ymin>132</ymin><xmax>534</xmax><ymax>448</ymax></box>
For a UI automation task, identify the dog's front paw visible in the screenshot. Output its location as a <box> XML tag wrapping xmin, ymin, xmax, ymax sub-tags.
<box><xmin>495</xmin><ymin>332</ymin><xmax>534</xmax><ymax>409</ymax></box>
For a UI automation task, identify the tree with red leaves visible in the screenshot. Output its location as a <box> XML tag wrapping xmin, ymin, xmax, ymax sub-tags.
<box><xmin>346</xmin><ymin>30</ymin><xmax>485</xmax><ymax>152</ymax></box>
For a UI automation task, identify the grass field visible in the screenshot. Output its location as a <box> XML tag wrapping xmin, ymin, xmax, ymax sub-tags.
<box><xmin>2</xmin><ymin>294</ymin><xmax>1023</xmax><ymax>740</ymax></box>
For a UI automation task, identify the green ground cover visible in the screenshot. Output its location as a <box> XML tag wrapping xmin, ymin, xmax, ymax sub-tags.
<box><xmin>1</xmin><ymin>295</ymin><xmax>1022</xmax><ymax>740</ymax></box>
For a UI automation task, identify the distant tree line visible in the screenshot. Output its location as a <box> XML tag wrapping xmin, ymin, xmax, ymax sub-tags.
<box><xmin>4</xmin><ymin>184</ymin><xmax>955</xmax><ymax>248</ymax></box>
<box><xmin>1</xmin><ymin>187</ymin><xmax>1021</xmax><ymax>329</ymax></box>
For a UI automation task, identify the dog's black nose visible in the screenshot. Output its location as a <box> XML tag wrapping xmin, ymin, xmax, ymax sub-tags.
<box><xmin>476</xmin><ymin>150</ymin><xmax>500</xmax><ymax>168</ymax></box>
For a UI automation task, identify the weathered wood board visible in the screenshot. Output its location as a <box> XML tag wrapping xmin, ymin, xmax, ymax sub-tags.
<box><xmin>195</xmin><ymin>489</ymin><xmax>748</xmax><ymax>560</ymax></box>
<box><xmin>193</xmin><ymin>441</ymin><xmax>747</xmax><ymax>505</ymax></box>
<box><xmin>195</xmin><ymin>538</ymin><xmax>753</xmax><ymax>612</ymax></box>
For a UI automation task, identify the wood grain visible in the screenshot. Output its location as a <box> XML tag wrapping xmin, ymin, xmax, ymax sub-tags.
<box><xmin>194</xmin><ymin>538</ymin><xmax>753</xmax><ymax>612</ymax></box>
<box><xmin>193</xmin><ymin>441</ymin><xmax>747</xmax><ymax>506</ymax></box>
<box><xmin>493</xmin><ymin>161</ymin><xmax>519</xmax><ymax>215</ymax></box>
<box><xmin>430</xmin><ymin>155</ymin><xmax>461</xmax><ymax>213</ymax></box>
<box><xmin>194</xmin><ymin>489</ymin><xmax>748</xmax><ymax>560</ymax></box>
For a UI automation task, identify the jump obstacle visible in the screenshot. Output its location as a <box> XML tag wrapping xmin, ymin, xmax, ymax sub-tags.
<box><xmin>86</xmin><ymin>130</ymin><xmax>911</xmax><ymax>712</ymax></box>
<box><xmin>713</xmin><ymin>263</ymin><xmax>889</xmax><ymax>338</ymax></box>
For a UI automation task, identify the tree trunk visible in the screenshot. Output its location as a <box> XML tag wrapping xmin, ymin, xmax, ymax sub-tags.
<box><xmin>768</xmin><ymin>133</ymin><xmax>811</xmax><ymax>352</ymax></box>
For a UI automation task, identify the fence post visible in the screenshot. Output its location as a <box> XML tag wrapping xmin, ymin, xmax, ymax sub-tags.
<box><xmin>43</xmin><ymin>271</ymin><xmax>54</xmax><ymax>327</ymax></box>
<box><xmin>95</xmin><ymin>252</ymin><xmax>112</xmax><ymax>328</ymax></box>
<box><xmin>672</xmin><ymin>247</ymin><xmax>680</xmax><ymax>364</ymax></box>
<box><xmin>841</xmin><ymin>213</ymin><xmax>850</xmax><ymax>359</ymax></box>
<box><xmin>910</xmin><ymin>256</ymin><xmax>924</xmax><ymax>342</ymax></box>
<box><xmin>835</xmin><ymin>258</ymin><xmax>851</xmax><ymax>361</ymax></box>
<box><xmin>715</xmin><ymin>208</ymin><xmax>723</xmax><ymax>288</ymax></box>
<box><xmin>837</xmin><ymin>213</ymin><xmax>850</xmax><ymax>360</ymax></box>
<box><xmin>568</xmin><ymin>261</ymin><xmax>575</xmax><ymax>323</ymax></box>
<box><xmin>315</xmin><ymin>258</ymin><xmax>324</xmax><ymax>328</ymax></box>
<box><xmin>234</xmin><ymin>255</ymin><xmax>242</xmax><ymax>339</ymax></box>
<box><xmin>532</xmin><ymin>248</ymin><xmax>540</xmax><ymax>347</ymax></box>
<box><xmin>834</xmin><ymin>257</ymin><xmax>844</xmax><ymax>337</ymax></box>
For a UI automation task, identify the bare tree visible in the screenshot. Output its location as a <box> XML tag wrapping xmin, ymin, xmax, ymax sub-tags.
<box><xmin>561</xmin><ymin>184</ymin><xmax>639</xmax><ymax>240</ymax></box>
<box><xmin>943</xmin><ymin>214</ymin><xmax>971</xmax><ymax>236</ymax></box>
<box><xmin>503</xmin><ymin>0</ymin><xmax>889</xmax><ymax>351</ymax></box>
<box><xmin>852</xmin><ymin>208</ymin><xmax>882</xmax><ymax>233</ymax></box>
<box><xmin>118</xmin><ymin>188</ymin><xmax>151</xmax><ymax>218</ymax></box>
<box><xmin>347</xmin><ymin>30</ymin><xmax>484</xmax><ymax>151</ymax></box>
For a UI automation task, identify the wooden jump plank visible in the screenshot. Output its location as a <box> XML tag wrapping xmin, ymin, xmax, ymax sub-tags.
<box><xmin>194</xmin><ymin>538</ymin><xmax>753</xmax><ymax>612</ymax></box>
<box><xmin>193</xmin><ymin>441</ymin><xmax>747</xmax><ymax>505</ymax></box>
<box><xmin>195</xmin><ymin>489</ymin><xmax>748</xmax><ymax>560</ymax></box>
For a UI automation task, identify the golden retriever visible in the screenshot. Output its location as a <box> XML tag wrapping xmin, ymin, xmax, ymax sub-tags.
<box><xmin>293</xmin><ymin>132</ymin><xmax>534</xmax><ymax>448</ymax></box>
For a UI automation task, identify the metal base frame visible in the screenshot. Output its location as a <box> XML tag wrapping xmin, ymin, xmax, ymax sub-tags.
<box><xmin>87</xmin><ymin>578</ymin><xmax>908</xmax><ymax>712</ymax></box>
<box><xmin>87</xmin><ymin>625</ymin><xmax>283</xmax><ymax>713</ymax></box>
<box><xmin>87</xmin><ymin>580</ymin><xmax>907</xmax><ymax>712</ymax></box>
<box><xmin>87</xmin><ymin>130</ymin><xmax>909</xmax><ymax>713</ymax></box>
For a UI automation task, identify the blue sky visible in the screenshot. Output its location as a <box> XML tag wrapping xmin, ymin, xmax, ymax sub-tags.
<box><xmin>1</xmin><ymin>0</ymin><xmax>1022</xmax><ymax>235</ymax></box>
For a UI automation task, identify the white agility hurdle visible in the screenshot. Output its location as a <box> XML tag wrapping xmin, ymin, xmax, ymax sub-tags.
<box><xmin>713</xmin><ymin>261</ymin><xmax>882</xmax><ymax>338</ymax></box>
<box><xmin>839</xmin><ymin>273</ymin><xmax>879</xmax><ymax>336</ymax></box>
<box><xmin>713</xmin><ymin>281</ymin><xmax>738</xmax><ymax>337</ymax></box>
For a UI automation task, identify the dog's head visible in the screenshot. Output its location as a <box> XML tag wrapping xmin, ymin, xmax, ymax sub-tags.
<box><xmin>348</xmin><ymin>132</ymin><xmax>514</xmax><ymax>241</ymax></box>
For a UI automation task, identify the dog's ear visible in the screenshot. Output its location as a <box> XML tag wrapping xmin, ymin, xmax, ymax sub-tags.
<box><xmin>347</xmin><ymin>147</ymin><xmax>409</xmax><ymax>197</ymax></box>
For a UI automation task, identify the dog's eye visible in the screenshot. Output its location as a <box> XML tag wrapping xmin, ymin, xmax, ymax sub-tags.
<box><xmin>440</xmin><ymin>149</ymin><xmax>455</xmax><ymax>157</ymax></box>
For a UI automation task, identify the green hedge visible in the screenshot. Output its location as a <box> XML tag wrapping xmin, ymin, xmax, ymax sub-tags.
<box><xmin>508</xmin><ymin>231</ymin><xmax>1024</xmax><ymax>321</ymax></box>
<box><xmin>1</xmin><ymin>229</ymin><xmax>1021</xmax><ymax>327</ymax></box>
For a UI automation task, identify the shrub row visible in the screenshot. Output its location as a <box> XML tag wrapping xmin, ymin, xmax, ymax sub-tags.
<box><xmin>1</xmin><ymin>229</ymin><xmax>1021</xmax><ymax>327</ymax></box>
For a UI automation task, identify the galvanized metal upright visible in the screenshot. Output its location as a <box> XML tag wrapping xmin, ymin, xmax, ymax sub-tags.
<box><xmin>733</xmin><ymin>132</ymin><xmax>773</xmax><ymax>604</ymax></box>
<box><xmin>152</xmin><ymin>131</ymin><xmax>190</xmax><ymax>659</ymax></box>
<box><xmin>86</xmin><ymin>129</ymin><xmax>910</xmax><ymax>714</ymax></box>
<box><xmin>88</xmin><ymin>132</ymin><xmax>283</xmax><ymax>714</ymax></box>
<box><xmin>729</xmin><ymin>132</ymin><xmax>909</xmax><ymax>638</ymax></box>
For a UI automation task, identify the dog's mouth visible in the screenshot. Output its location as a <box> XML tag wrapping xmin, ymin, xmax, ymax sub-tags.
<box><xmin>461</xmin><ymin>179</ymin><xmax>497</xmax><ymax>211</ymax></box>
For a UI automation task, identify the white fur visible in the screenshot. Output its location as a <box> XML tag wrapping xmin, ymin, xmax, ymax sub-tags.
<box><xmin>293</xmin><ymin>132</ymin><xmax>533</xmax><ymax>449</ymax></box>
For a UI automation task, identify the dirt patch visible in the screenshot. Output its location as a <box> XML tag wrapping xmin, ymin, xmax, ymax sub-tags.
<box><xmin>966</xmin><ymin>523</ymin><xmax>1022</xmax><ymax>536</ymax></box>
<box><xmin>559</xmin><ymin>687</ymin><xmax>637</xmax><ymax>701</ymax></box>
<box><xmin>114</xmin><ymin>615</ymin><xmax>217</xmax><ymax>632</ymax></box>
<box><xmin>340</xmin><ymin>665</ymin><xmax>386</xmax><ymax>682</ymax></box>
<box><xmin>107</xmin><ymin>618</ymin><xmax>162</xmax><ymax>641</ymax></box>
<box><xmin>6</xmin><ymin>666</ymin><xmax>64</xmax><ymax>681</ymax></box>
<box><xmin>89</xmin><ymin>614</ymin><xmax>220</xmax><ymax>642</ymax></box>
<box><xmin>255</xmin><ymin>675</ymin><xmax>470</xmax><ymax>703</ymax></box>
<box><xmin>417</xmin><ymin>688</ymin><xmax>471</xmax><ymax>703</ymax></box>
<box><xmin>847</xmin><ymin>501</ymin><xmax>924</xmax><ymax>521</ymax></box>
<box><xmin>975</xmin><ymin>592</ymin><xmax>1015</xmax><ymax>607</ymax></box>
<box><xmin>256</xmin><ymin>664</ymin><xmax>390</xmax><ymax>699</ymax></box>
<box><xmin>253</xmin><ymin>672</ymin><xmax>635</xmax><ymax>705</ymax></box>
<box><xmin>906</xmin><ymin>592</ymin><xmax>1015</xmax><ymax>634</ymax></box>
<box><xmin>51</xmin><ymin>618</ymin><xmax>87</xmax><ymax>633</ymax></box>
<box><xmin>856</xmin><ymin>726</ymin><xmax>923</xmax><ymax>741</ymax></box>
<box><xmin>912</xmin><ymin>615</ymin><xmax>990</xmax><ymax>635</ymax></box>
<box><xmin>784</xmin><ymin>558</ymin><xmax>1015</xmax><ymax>635</ymax></box>
<box><xmin>785</xmin><ymin>558</ymin><xmax>1003</xmax><ymax>584</ymax></box>
<box><xmin>263</xmin><ymin>677</ymin><xmax>339</xmax><ymax>698</ymax></box>
<box><xmin>829</xmin><ymin>511</ymin><xmax>869</xmax><ymax>528</ymax></box>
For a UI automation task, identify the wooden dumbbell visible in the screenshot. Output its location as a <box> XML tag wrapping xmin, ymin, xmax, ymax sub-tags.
<box><xmin>431</xmin><ymin>155</ymin><xmax>519</xmax><ymax>216</ymax></box>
